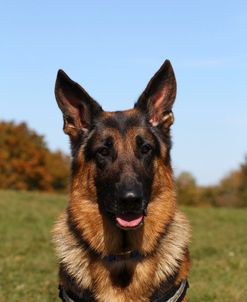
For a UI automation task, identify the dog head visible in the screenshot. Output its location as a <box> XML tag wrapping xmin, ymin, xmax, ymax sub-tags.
<box><xmin>55</xmin><ymin>60</ymin><xmax>176</xmax><ymax>230</ymax></box>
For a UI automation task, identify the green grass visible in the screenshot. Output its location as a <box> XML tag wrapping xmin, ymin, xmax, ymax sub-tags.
<box><xmin>185</xmin><ymin>206</ymin><xmax>247</xmax><ymax>301</ymax></box>
<box><xmin>0</xmin><ymin>190</ymin><xmax>66</xmax><ymax>302</ymax></box>
<box><xmin>0</xmin><ymin>190</ymin><xmax>246</xmax><ymax>301</ymax></box>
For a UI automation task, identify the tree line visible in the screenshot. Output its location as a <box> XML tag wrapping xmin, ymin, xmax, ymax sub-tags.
<box><xmin>176</xmin><ymin>159</ymin><xmax>247</xmax><ymax>207</ymax></box>
<box><xmin>0</xmin><ymin>121</ymin><xmax>69</xmax><ymax>192</ymax></box>
<box><xmin>0</xmin><ymin>120</ymin><xmax>246</xmax><ymax>207</ymax></box>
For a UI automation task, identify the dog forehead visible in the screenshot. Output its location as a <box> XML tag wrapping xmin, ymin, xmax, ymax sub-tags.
<box><xmin>96</xmin><ymin>109</ymin><xmax>147</xmax><ymax>135</ymax></box>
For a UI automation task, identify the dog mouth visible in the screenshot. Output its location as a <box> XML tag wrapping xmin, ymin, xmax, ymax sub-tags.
<box><xmin>115</xmin><ymin>212</ymin><xmax>144</xmax><ymax>229</ymax></box>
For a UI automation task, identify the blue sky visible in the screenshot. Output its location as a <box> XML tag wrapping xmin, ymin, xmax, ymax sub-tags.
<box><xmin>0</xmin><ymin>1</ymin><xmax>246</xmax><ymax>185</ymax></box>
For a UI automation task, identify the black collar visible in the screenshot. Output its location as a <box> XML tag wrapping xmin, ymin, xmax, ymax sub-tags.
<box><xmin>59</xmin><ymin>279</ymin><xmax>189</xmax><ymax>302</ymax></box>
<box><xmin>103</xmin><ymin>249</ymin><xmax>142</xmax><ymax>262</ymax></box>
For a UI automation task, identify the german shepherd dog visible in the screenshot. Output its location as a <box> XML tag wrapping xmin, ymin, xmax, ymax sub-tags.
<box><xmin>53</xmin><ymin>60</ymin><xmax>190</xmax><ymax>302</ymax></box>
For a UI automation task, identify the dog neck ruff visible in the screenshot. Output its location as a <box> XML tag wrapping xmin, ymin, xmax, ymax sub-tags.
<box><xmin>58</xmin><ymin>279</ymin><xmax>189</xmax><ymax>302</ymax></box>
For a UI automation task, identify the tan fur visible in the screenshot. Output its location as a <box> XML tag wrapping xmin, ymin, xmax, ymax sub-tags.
<box><xmin>53</xmin><ymin>209</ymin><xmax>190</xmax><ymax>302</ymax></box>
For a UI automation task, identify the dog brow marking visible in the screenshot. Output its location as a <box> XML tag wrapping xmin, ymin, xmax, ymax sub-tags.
<box><xmin>101</xmin><ymin>113</ymin><xmax>144</xmax><ymax>136</ymax></box>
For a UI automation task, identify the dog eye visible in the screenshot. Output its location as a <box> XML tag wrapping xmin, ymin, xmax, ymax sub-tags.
<box><xmin>97</xmin><ymin>147</ymin><xmax>110</xmax><ymax>157</ymax></box>
<box><xmin>140</xmin><ymin>144</ymin><xmax>152</xmax><ymax>154</ymax></box>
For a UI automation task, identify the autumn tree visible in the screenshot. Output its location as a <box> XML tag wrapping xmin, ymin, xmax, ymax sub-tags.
<box><xmin>215</xmin><ymin>156</ymin><xmax>247</xmax><ymax>207</ymax></box>
<box><xmin>176</xmin><ymin>172</ymin><xmax>199</xmax><ymax>206</ymax></box>
<box><xmin>0</xmin><ymin>121</ymin><xmax>69</xmax><ymax>191</ymax></box>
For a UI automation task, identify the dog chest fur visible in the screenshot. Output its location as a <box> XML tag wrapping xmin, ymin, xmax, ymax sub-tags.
<box><xmin>53</xmin><ymin>210</ymin><xmax>190</xmax><ymax>302</ymax></box>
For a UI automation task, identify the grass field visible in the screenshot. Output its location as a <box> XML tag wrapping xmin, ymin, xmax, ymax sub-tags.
<box><xmin>0</xmin><ymin>190</ymin><xmax>246</xmax><ymax>302</ymax></box>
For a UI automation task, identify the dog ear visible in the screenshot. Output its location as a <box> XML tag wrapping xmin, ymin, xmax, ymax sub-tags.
<box><xmin>55</xmin><ymin>70</ymin><xmax>102</xmax><ymax>139</ymax></box>
<box><xmin>134</xmin><ymin>60</ymin><xmax>176</xmax><ymax>128</ymax></box>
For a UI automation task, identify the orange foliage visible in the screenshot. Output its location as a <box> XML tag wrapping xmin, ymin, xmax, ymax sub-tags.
<box><xmin>0</xmin><ymin>121</ymin><xmax>69</xmax><ymax>191</ymax></box>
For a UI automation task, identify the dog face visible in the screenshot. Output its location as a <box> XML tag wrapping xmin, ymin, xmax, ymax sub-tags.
<box><xmin>84</xmin><ymin>110</ymin><xmax>158</xmax><ymax>229</ymax></box>
<box><xmin>55</xmin><ymin>60</ymin><xmax>176</xmax><ymax>230</ymax></box>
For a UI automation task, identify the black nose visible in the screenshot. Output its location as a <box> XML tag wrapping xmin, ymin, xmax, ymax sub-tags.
<box><xmin>120</xmin><ymin>190</ymin><xmax>142</xmax><ymax>203</ymax></box>
<box><xmin>116</xmin><ymin>181</ymin><xmax>144</xmax><ymax>212</ymax></box>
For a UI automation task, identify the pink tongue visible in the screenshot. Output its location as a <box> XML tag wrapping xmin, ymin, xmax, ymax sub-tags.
<box><xmin>116</xmin><ymin>213</ymin><xmax>143</xmax><ymax>228</ymax></box>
